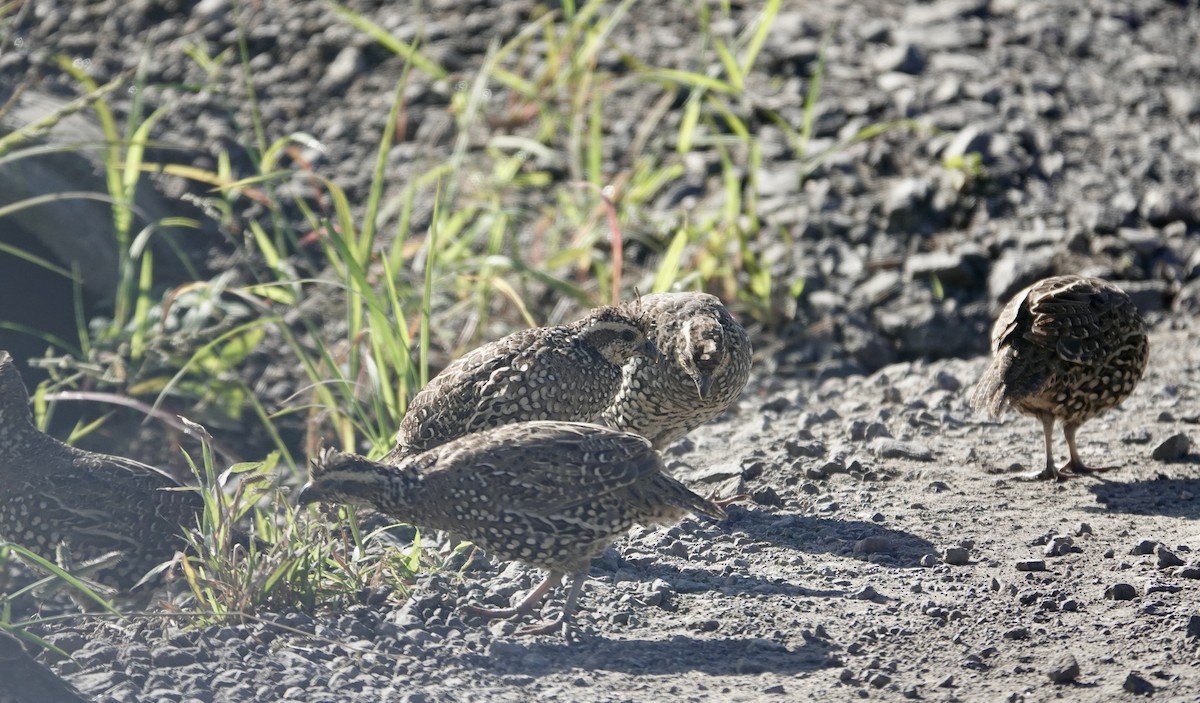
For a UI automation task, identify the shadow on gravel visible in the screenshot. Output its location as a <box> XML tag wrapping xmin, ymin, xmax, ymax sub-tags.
<box><xmin>477</xmin><ymin>635</ymin><xmax>831</xmax><ymax>676</ymax></box>
<box><xmin>1086</xmin><ymin>476</ymin><xmax>1200</xmax><ymax>519</ymax></box>
<box><xmin>606</xmin><ymin>561</ymin><xmax>848</xmax><ymax>599</ymax></box>
<box><xmin>725</xmin><ymin>507</ymin><xmax>935</xmax><ymax>568</ymax></box>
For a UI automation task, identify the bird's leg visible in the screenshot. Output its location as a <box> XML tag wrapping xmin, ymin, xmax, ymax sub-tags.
<box><xmin>515</xmin><ymin>572</ymin><xmax>587</xmax><ymax>637</ymax></box>
<box><xmin>1060</xmin><ymin>423</ymin><xmax>1118</xmax><ymax>476</ymax></box>
<box><xmin>463</xmin><ymin>571</ymin><xmax>562</xmax><ymax>621</ymax></box>
<box><xmin>1019</xmin><ymin>414</ymin><xmax>1064</xmax><ymax>481</ymax></box>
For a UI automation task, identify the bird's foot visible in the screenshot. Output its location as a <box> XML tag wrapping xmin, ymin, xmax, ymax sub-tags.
<box><xmin>1015</xmin><ymin>465</ymin><xmax>1070</xmax><ymax>482</ymax></box>
<box><xmin>514</xmin><ymin>613</ymin><xmax>573</xmax><ymax>638</ymax></box>
<box><xmin>1059</xmin><ymin>460</ymin><xmax>1118</xmax><ymax>479</ymax></box>
<box><xmin>462</xmin><ymin>602</ymin><xmax>535</xmax><ymax>621</ymax></box>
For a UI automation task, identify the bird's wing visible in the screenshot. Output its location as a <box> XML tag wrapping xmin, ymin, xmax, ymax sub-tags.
<box><xmin>429</xmin><ymin>422</ymin><xmax>660</xmax><ymax>513</ymax></box>
<box><xmin>1025</xmin><ymin>276</ymin><xmax>1123</xmax><ymax>364</ymax></box>
<box><xmin>397</xmin><ymin>329</ymin><xmax>547</xmax><ymax>445</ymax></box>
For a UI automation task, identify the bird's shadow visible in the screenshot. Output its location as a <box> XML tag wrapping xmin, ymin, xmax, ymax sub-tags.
<box><xmin>722</xmin><ymin>507</ymin><xmax>936</xmax><ymax>568</ymax></box>
<box><xmin>1086</xmin><ymin>474</ymin><xmax>1200</xmax><ymax>519</ymax></box>
<box><xmin>469</xmin><ymin>633</ymin><xmax>833</xmax><ymax>676</ymax></box>
<box><xmin>599</xmin><ymin>559</ymin><xmax>848</xmax><ymax>599</ymax></box>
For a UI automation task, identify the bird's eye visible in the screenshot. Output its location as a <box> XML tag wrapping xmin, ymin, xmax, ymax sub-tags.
<box><xmin>621</xmin><ymin>330</ymin><xmax>636</xmax><ymax>342</ymax></box>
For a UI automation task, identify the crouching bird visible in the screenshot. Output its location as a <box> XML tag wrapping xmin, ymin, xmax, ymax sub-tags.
<box><xmin>970</xmin><ymin>275</ymin><xmax>1149</xmax><ymax>480</ymax></box>
<box><xmin>299</xmin><ymin>421</ymin><xmax>725</xmax><ymax>636</ymax></box>
<box><xmin>0</xmin><ymin>351</ymin><xmax>211</xmax><ymax>594</ymax></box>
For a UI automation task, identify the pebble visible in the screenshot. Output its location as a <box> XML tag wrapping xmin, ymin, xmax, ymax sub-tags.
<box><xmin>1015</xmin><ymin>560</ymin><xmax>1046</xmax><ymax>572</ymax></box>
<box><xmin>1155</xmin><ymin>546</ymin><xmax>1185</xmax><ymax>569</ymax></box>
<box><xmin>871</xmin><ymin>438</ymin><xmax>934</xmax><ymax>461</ymax></box>
<box><xmin>1044</xmin><ymin>536</ymin><xmax>1074</xmax><ymax>557</ymax></box>
<box><xmin>1045</xmin><ymin>653</ymin><xmax>1081</xmax><ymax>683</ymax></box>
<box><xmin>853</xmin><ymin>536</ymin><xmax>895</xmax><ymax>554</ymax></box>
<box><xmin>1122</xmin><ymin>672</ymin><xmax>1155</xmax><ymax>696</ymax></box>
<box><xmin>1104</xmin><ymin>583</ymin><xmax>1139</xmax><ymax>601</ymax></box>
<box><xmin>941</xmin><ymin>547</ymin><xmax>970</xmax><ymax>565</ymax></box>
<box><xmin>1186</xmin><ymin>615</ymin><xmax>1200</xmax><ymax>640</ymax></box>
<box><xmin>1130</xmin><ymin>539</ymin><xmax>1160</xmax><ymax>555</ymax></box>
<box><xmin>1151</xmin><ymin>433</ymin><xmax>1191</xmax><ymax>461</ymax></box>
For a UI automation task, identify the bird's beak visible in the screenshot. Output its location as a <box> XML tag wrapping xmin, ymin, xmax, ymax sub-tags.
<box><xmin>643</xmin><ymin>339</ymin><xmax>662</xmax><ymax>362</ymax></box>
<box><xmin>295</xmin><ymin>482</ymin><xmax>321</xmax><ymax>506</ymax></box>
<box><xmin>694</xmin><ymin>373</ymin><xmax>713</xmax><ymax>399</ymax></box>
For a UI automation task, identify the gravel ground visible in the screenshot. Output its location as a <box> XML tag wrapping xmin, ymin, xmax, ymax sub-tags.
<box><xmin>21</xmin><ymin>317</ymin><xmax>1200</xmax><ymax>703</ymax></box>
<box><xmin>2</xmin><ymin>0</ymin><xmax>1200</xmax><ymax>700</ymax></box>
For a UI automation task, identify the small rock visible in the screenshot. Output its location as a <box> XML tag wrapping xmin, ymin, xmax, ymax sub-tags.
<box><xmin>1105</xmin><ymin>583</ymin><xmax>1139</xmax><ymax>601</ymax></box>
<box><xmin>1186</xmin><ymin>615</ymin><xmax>1200</xmax><ymax>640</ymax></box>
<box><xmin>941</xmin><ymin>547</ymin><xmax>970</xmax><ymax>565</ymax></box>
<box><xmin>871</xmin><ymin>438</ymin><xmax>934</xmax><ymax>461</ymax></box>
<box><xmin>851</xmin><ymin>585</ymin><xmax>882</xmax><ymax>601</ymax></box>
<box><xmin>1179</xmin><ymin>566</ymin><xmax>1200</xmax><ymax>579</ymax></box>
<box><xmin>854</xmin><ymin>536</ymin><xmax>895</xmax><ymax>554</ymax></box>
<box><xmin>1156</xmin><ymin>546</ymin><xmax>1185</xmax><ymax>569</ymax></box>
<box><xmin>1046</xmin><ymin>653</ymin><xmax>1080</xmax><ymax>683</ymax></box>
<box><xmin>1003</xmin><ymin>627</ymin><xmax>1029</xmax><ymax>640</ymax></box>
<box><xmin>868</xmin><ymin>672</ymin><xmax>892</xmax><ymax>688</ymax></box>
<box><xmin>1130</xmin><ymin>539</ymin><xmax>1160</xmax><ymax>555</ymax></box>
<box><xmin>1152</xmin><ymin>433</ymin><xmax>1191</xmax><ymax>462</ymax></box>
<box><xmin>751</xmin><ymin>487</ymin><xmax>784</xmax><ymax>507</ymax></box>
<box><xmin>919</xmin><ymin>554</ymin><xmax>939</xmax><ymax>567</ymax></box>
<box><xmin>1123</xmin><ymin>672</ymin><xmax>1155</xmax><ymax>696</ymax></box>
<box><xmin>1044</xmin><ymin>536</ymin><xmax>1075</xmax><ymax>557</ymax></box>
<box><xmin>1016</xmin><ymin>560</ymin><xmax>1046</xmax><ymax>572</ymax></box>
<box><xmin>1075</xmin><ymin>523</ymin><xmax>1092</xmax><ymax>536</ymax></box>
<box><xmin>873</xmin><ymin>43</ymin><xmax>926</xmax><ymax>74</ymax></box>
<box><xmin>762</xmin><ymin>684</ymin><xmax>786</xmax><ymax>695</ymax></box>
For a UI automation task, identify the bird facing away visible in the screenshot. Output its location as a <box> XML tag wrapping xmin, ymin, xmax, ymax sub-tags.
<box><xmin>383</xmin><ymin>306</ymin><xmax>658</xmax><ymax>461</ymax></box>
<box><xmin>300</xmin><ymin>421</ymin><xmax>725</xmax><ymax>636</ymax></box>
<box><xmin>0</xmin><ymin>350</ymin><xmax>204</xmax><ymax>591</ymax></box>
<box><xmin>601</xmin><ymin>292</ymin><xmax>751</xmax><ymax>449</ymax></box>
<box><xmin>0</xmin><ymin>630</ymin><xmax>92</xmax><ymax>703</ymax></box>
<box><xmin>970</xmin><ymin>275</ymin><xmax>1149</xmax><ymax>480</ymax></box>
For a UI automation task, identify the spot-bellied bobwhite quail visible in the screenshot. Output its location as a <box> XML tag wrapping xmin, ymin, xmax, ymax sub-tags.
<box><xmin>383</xmin><ymin>306</ymin><xmax>657</xmax><ymax>461</ymax></box>
<box><xmin>601</xmin><ymin>292</ymin><xmax>751</xmax><ymax>448</ymax></box>
<box><xmin>0</xmin><ymin>351</ymin><xmax>204</xmax><ymax>591</ymax></box>
<box><xmin>300</xmin><ymin>420</ymin><xmax>725</xmax><ymax>636</ymax></box>
<box><xmin>970</xmin><ymin>275</ymin><xmax>1149</xmax><ymax>480</ymax></box>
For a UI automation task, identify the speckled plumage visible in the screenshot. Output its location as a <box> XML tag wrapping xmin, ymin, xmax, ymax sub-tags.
<box><xmin>301</xmin><ymin>421</ymin><xmax>724</xmax><ymax>635</ymax></box>
<box><xmin>601</xmin><ymin>292</ymin><xmax>751</xmax><ymax>448</ymax></box>
<box><xmin>0</xmin><ymin>351</ymin><xmax>203</xmax><ymax>591</ymax></box>
<box><xmin>384</xmin><ymin>306</ymin><xmax>656</xmax><ymax>460</ymax></box>
<box><xmin>0</xmin><ymin>630</ymin><xmax>92</xmax><ymax>703</ymax></box>
<box><xmin>970</xmin><ymin>275</ymin><xmax>1149</xmax><ymax>480</ymax></box>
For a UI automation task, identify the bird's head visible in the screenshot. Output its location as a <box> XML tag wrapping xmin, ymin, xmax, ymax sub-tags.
<box><xmin>297</xmin><ymin>448</ymin><xmax>401</xmax><ymax>509</ymax></box>
<box><xmin>677</xmin><ymin>315</ymin><xmax>728</xmax><ymax>399</ymax></box>
<box><xmin>579</xmin><ymin>307</ymin><xmax>660</xmax><ymax>365</ymax></box>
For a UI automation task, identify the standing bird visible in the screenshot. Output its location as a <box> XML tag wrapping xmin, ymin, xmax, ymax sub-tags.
<box><xmin>970</xmin><ymin>275</ymin><xmax>1149</xmax><ymax>480</ymax></box>
<box><xmin>383</xmin><ymin>306</ymin><xmax>657</xmax><ymax>461</ymax></box>
<box><xmin>300</xmin><ymin>421</ymin><xmax>725</xmax><ymax>636</ymax></box>
<box><xmin>0</xmin><ymin>350</ymin><xmax>205</xmax><ymax>591</ymax></box>
<box><xmin>601</xmin><ymin>292</ymin><xmax>751</xmax><ymax>448</ymax></box>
